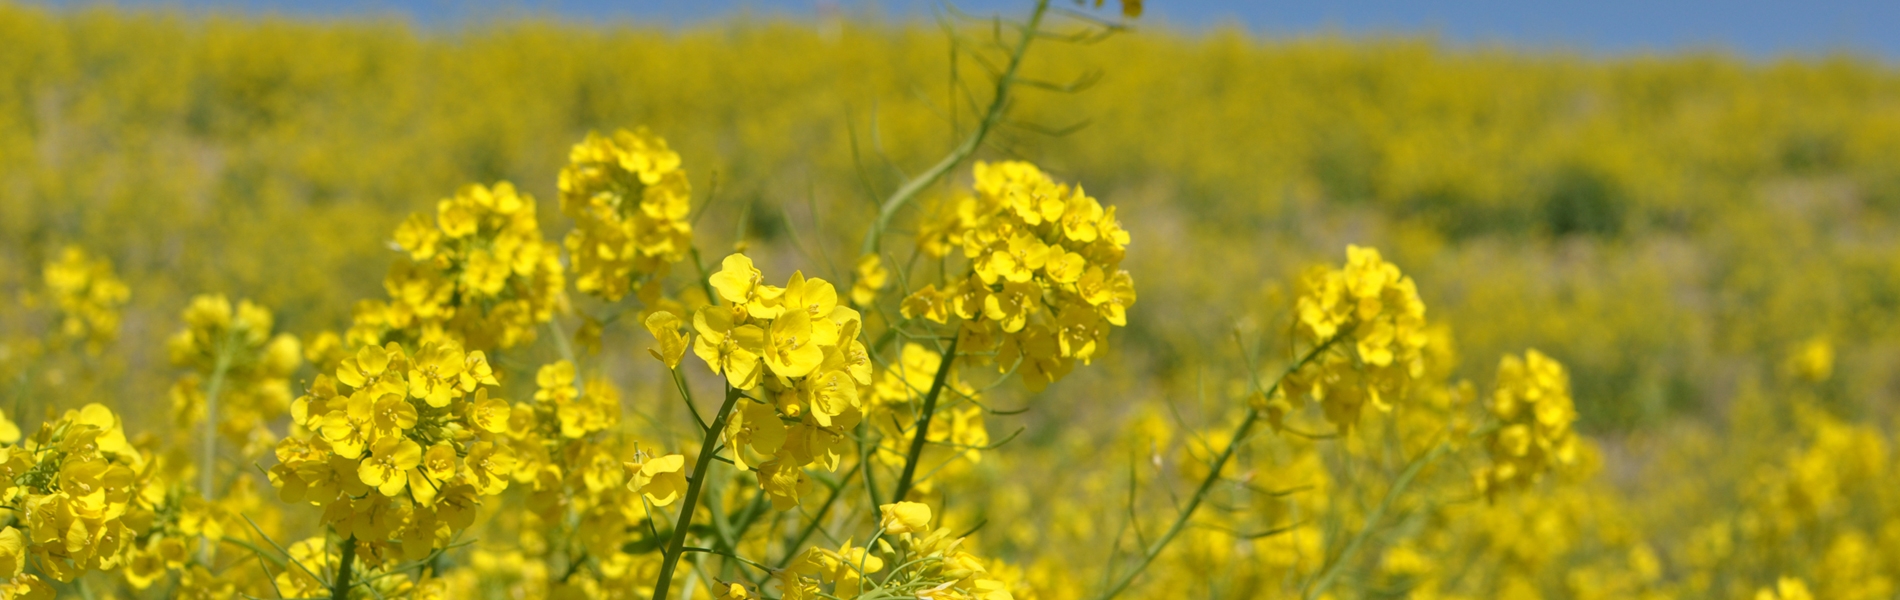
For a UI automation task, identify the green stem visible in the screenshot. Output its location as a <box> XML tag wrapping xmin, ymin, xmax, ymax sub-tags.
<box><xmin>331</xmin><ymin>536</ymin><xmax>356</xmax><ymax>600</ymax></box>
<box><xmin>857</xmin><ymin>0</ymin><xmax>1050</xmax><ymax>259</ymax></box>
<box><xmin>1304</xmin><ymin>443</ymin><xmax>1447</xmax><ymax>600</ymax></box>
<box><xmin>651</xmin><ymin>386</ymin><xmax>743</xmax><ymax>600</ymax></box>
<box><xmin>198</xmin><ymin>330</ymin><xmax>237</xmax><ymax>565</ymax></box>
<box><xmin>891</xmin><ymin>335</ymin><xmax>960</xmax><ymax>501</ymax></box>
<box><xmin>1090</xmin><ymin>336</ymin><xmax>1341</xmax><ymax>600</ymax></box>
<box><xmin>201</xmin><ymin>335</ymin><xmax>235</xmax><ymax>500</ymax></box>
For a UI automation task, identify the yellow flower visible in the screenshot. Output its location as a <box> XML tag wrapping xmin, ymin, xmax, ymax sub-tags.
<box><xmin>359</xmin><ymin>437</ymin><xmax>422</xmax><ymax>497</ymax></box>
<box><xmin>319</xmin><ymin>394</ymin><xmax>375</xmax><ymax>459</ymax></box>
<box><xmin>879</xmin><ymin>501</ymin><xmax>932</xmax><ymax>534</ymax></box>
<box><xmin>757</xmin><ymin>458</ymin><xmax>811</xmax><ymax>511</ymax></box>
<box><xmin>338</xmin><ymin>343</ymin><xmax>404</xmax><ymax>395</ymax></box>
<box><xmin>467</xmin><ymin>389</ymin><xmax>512</xmax><ymax>434</ymax></box>
<box><xmin>0</xmin><ymin>411</ymin><xmax>18</xmax><ymax>445</ymax></box>
<box><xmin>124</xmin><ymin>543</ymin><xmax>167</xmax><ymax>589</ymax></box>
<box><xmin>408</xmin><ymin>342</ymin><xmax>469</xmax><ymax>408</ymax></box>
<box><xmin>983</xmin><ymin>282</ymin><xmax>1040</xmax><ymax>333</ymax></box>
<box><xmin>693</xmin><ymin>307</ymin><xmax>766</xmax><ymax>389</ymax></box>
<box><xmin>715</xmin><ymin>582</ymin><xmax>755</xmax><ymax>600</ymax></box>
<box><xmin>782</xmin><ymin>272</ymin><xmax>841</xmax><ymax>346</ymax></box>
<box><xmin>394</xmin><ymin>213</ymin><xmax>441</xmax><ymax>260</ymax></box>
<box><xmin>437</xmin><ymin>195</ymin><xmax>479</xmax><ymax>238</ymax></box>
<box><xmin>901</xmin><ymin>284</ymin><xmax>951</xmax><ymax>324</ymax></box>
<box><xmin>979</xmin><ymin>231</ymin><xmax>1050</xmax><ymax>285</ymax></box>
<box><xmin>725</xmin><ymin>400</ymin><xmax>787</xmax><ymax>470</ymax></box>
<box><xmin>644</xmin><ymin>311</ymin><xmax>689</xmax><ymax>368</ymax></box>
<box><xmin>409</xmin><ymin>442</ymin><xmax>458</xmax><ymax>505</ymax></box>
<box><xmin>462</xmin><ymin>350</ymin><xmax>499</xmax><ymax>388</ymax></box>
<box><xmin>1757</xmin><ymin>577</ymin><xmax>1813</xmax><ymax>600</ymax></box>
<box><xmin>578</xmin><ymin>445</ymin><xmax>627</xmax><ymax>493</ymax></box>
<box><xmin>628</xmin><ymin>453</ymin><xmax>688</xmax><ymax>506</ymax></box>
<box><xmin>370</xmin><ymin>393</ymin><xmax>419</xmax><ymax>433</ymax></box>
<box><xmin>1785</xmin><ymin>336</ymin><xmax>1833</xmax><ymax>383</ymax></box>
<box><xmin>764</xmin><ymin>310</ymin><xmax>825</xmax><ymax>380</ymax></box>
<box><xmin>803</xmin><ymin>370</ymin><xmax>860</xmax><ymax>428</ymax></box>
<box><xmin>710</xmin><ymin>253</ymin><xmax>784</xmax><ymax>317</ymax></box>
<box><xmin>465</xmin><ymin>441</ymin><xmax>517</xmax><ymax>495</ymax></box>
<box><xmin>850</xmin><ymin>254</ymin><xmax>889</xmax><ymax>306</ymax></box>
<box><xmin>1480</xmin><ymin>349</ymin><xmax>1580</xmax><ymax>497</ymax></box>
<box><xmin>0</xmin><ymin>527</ymin><xmax>23</xmax><ymax>579</ymax></box>
<box><xmin>1060</xmin><ymin>193</ymin><xmax>1103</xmax><ymax>243</ymax></box>
<box><xmin>816</xmin><ymin>538</ymin><xmax>884</xmax><ymax>595</ymax></box>
<box><xmin>1043</xmin><ymin>250</ymin><xmax>1087</xmax><ymax>284</ymax></box>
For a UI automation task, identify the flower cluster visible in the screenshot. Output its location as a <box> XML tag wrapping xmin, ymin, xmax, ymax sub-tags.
<box><xmin>679</xmin><ymin>253</ymin><xmax>872</xmax><ymax>510</ymax></box>
<box><xmin>399</xmin><ymin>358</ymin><xmax>689</xmax><ymax>598</ymax></box>
<box><xmin>803</xmin><ymin>501</ymin><xmax>1016</xmax><ymax>600</ymax></box>
<box><xmin>1476</xmin><ymin>349</ymin><xmax>1579</xmax><ymax>498</ymax></box>
<box><xmin>0</xmin><ymin>405</ymin><xmax>142</xmax><ymax>589</ymax></box>
<box><xmin>560</xmin><ymin>127</ymin><xmax>695</xmax><ymax>302</ymax></box>
<box><xmin>901</xmin><ymin>161</ymin><xmax>1135</xmax><ymax>392</ymax></box>
<box><xmin>511</xmin><ymin>362</ymin><xmax>684</xmax><ymax>548</ymax></box>
<box><xmin>269</xmin><ymin>341</ymin><xmax>509</xmax><ymax>565</ymax></box>
<box><xmin>40</xmin><ymin>246</ymin><xmax>129</xmax><ymax>354</ymax></box>
<box><xmin>359</xmin><ymin>181</ymin><xmax>567</xmax><ymax>351</ymax></box>
<box><xmin>1276</xmin><ymin>245</ymin><xmax>1432</xmax><ymax>432</ymax></box>
<box><xmin>166</xmin><ymin>295</ymin><xmax>303</xmax><ymax>450</ymax></box>
<box><xmin>738</xmin><ymin>502</ymin><xmax>1016</xmax><ymax>600</ymax></box>
<box><xmin>120</xmin><ymin>472</ymin><xmax>263</xmax><ymax>592</ymax></box>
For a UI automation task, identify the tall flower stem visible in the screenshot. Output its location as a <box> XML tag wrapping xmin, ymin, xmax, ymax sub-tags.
<box><xmin>1091</xmin><ymin>336</ymin><xmax>1341</xmax><ymax>600</ymax></box>
<box><xmin>651</xmin><ymin>385</ymin><xmax>743</xmax><ymax>600</ymax></box>
<box><xmin>331</xmin><ymin>536</ymin><xmax>357</xmax><ymax>600</ymax></box>
<box><xmin>891</xmin><ymin>335</ymin><xmax>959</xmax><ymax>502</ymax></box>
<box><xmin>858</xmin><ymin>0</ymin><xmax>1050</xmax><ymax>258</ymax></box>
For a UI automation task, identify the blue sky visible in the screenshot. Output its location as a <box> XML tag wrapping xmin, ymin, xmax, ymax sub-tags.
<box><xmin>47</xmin><ymin>0</ymin><xmax>1900</xmax><ymax>59</ymax></box>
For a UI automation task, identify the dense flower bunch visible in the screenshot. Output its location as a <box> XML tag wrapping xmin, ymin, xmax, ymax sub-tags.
<box><xmin>0</xmin><ymin>405</ymin><xmax>145</xmax><ymax>593</ymax></box>
<box><xmin>452</xmin><ymin>360</ymin><xmax>687</xmax><ymax>597</ymax></box>
<box><xmin>356</xmin><ymin>181</ymin><xmax>567</xmax><ymax>350</ymax></box>
<box><xmin>901</xmin><ymin>161</ymin><xmax>1135</xmax><ymax>392</ymax></box>
<box><xmin>811</xmin><ymin>501</ymin><xmax>1016</xmax><ymax>600</ymax></box>
<box><xmin>1753</xmin><ymin>409</ymin><xmax>1886</xmax><ymax>528</ymax></box>
<box><xmin>1275</xmin><ymin>245</ymin><xmax>1431</xmax><ymax>432</ymax></box>
<box><xmin>268</xmin><ymin>341</ymin><xmax>509</xmax><ymax>565</ymax></box>
<box><xmin>680</xmin><ymin>253</ymin><xmax>872</xmax><ymax>510</ymax></box>
<box><xmin>560</xmin><ymin>127</ymin><xmax>695</xmax><ymax>302</ymax></box>
<box><xmin>1476</xmin><ymin>349</ymin><xmax>1579</xmax><ymax>498</ymax></box>
<box><xmin>166</xmin><ymin>294</ymin><xmax>303</xmax><ymax>448</ymax></box>
<box><xmin>40</xmin><ymin>246</ymin><xmax>129</xmax><ymax>354</ymax></box>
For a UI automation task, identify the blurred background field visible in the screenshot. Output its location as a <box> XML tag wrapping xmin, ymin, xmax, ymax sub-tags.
<box><xmin>5</xmin><ymin>0</ymin><xmax>1900</xmax><ymax>597</ymax></box>
<box><xmin>10</xmin><ymin>1</ymin><xmax>1900</xmax><ymax>430</ymax></box>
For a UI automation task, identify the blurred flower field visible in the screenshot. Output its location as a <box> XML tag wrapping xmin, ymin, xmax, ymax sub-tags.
<box><xmin>2</xmin><ymin>0</ymin><xmax>1900</xmax><ymax>598</ymax></box>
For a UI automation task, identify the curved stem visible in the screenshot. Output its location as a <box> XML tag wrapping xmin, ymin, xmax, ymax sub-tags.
<box><xmin>1304</xmin><ymin>443</ymin><xmax>1447</xmax><ymax>600</ymax></box>
<box><xmin>1090</xmin><ymin>336</ymin><xmax>1342</xmax><ymax>600</ymax></box>
<box><xmin>858</xmin><ymin>0</ymin><xmax>1050</xmax><ymax>258</ymax></box>
<box><xmin>891</xmin><ymin>335</ymin><xmax>960</xmax><ymax>501</ymax></box>
<box><xmin>651</xmin><ymin>385</ymin><xmax>743</xmax><ymax>600</ymax></box>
